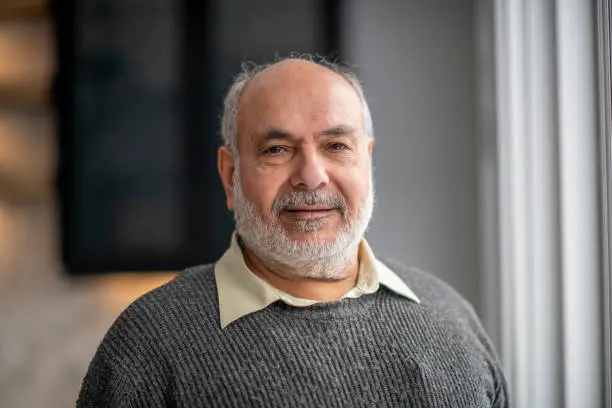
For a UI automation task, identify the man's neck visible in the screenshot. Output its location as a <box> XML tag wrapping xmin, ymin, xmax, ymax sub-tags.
<box><xmin>240</xmin><ymin>244</ymin><xmax>360</xmax><ymax>302</ymax></box>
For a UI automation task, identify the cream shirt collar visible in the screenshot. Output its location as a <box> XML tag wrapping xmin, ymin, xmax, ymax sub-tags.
<box><xmin>214</xmin><ymin>233</ymin><xmax>420</xmax><ymax>329</ymax></box>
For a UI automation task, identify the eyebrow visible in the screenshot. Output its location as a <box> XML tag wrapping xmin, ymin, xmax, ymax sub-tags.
<box><xmin>256</xmin><ymin>125</ymin><xmax>357</xmax><ymax>143</ymax></box>
<box><xmin>260</xmin><ymin>128</ymin><xmax>294</xmax><ymax>142</ymax></box>
<box><xmin>320</xmin><ymin>125</ymin><xmax>357</xmax><ymax>137</ymax></box>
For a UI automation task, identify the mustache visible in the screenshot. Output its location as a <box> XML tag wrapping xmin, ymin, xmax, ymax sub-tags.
<box><xmin>272</xmin><ymin>190</ymin><xmax>347</xmax><ymax>213</ymax></box>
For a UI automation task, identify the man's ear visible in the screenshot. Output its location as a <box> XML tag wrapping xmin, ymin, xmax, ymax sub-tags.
<box><xmin>218</xmin><ymin>146</ymin><xmax>235</xmax><ymax>209</ymax></box>
<box><xmin>367</xmin><ymin>137</ymin><xmax>374</xmax><ymax>158</ymax></box>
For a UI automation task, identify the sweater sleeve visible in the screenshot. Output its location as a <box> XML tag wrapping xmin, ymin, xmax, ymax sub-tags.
<box><xmin>491</xmin><ymin>362</ymin><xmax>509</xmax><ymax>408</ymax></box>
<box><xmin>383</xmin><ymin>259</ymin><xmax>512</xmax><ymax>406</ymax></box>
<box><xmin>77</xmin><ymin>331</ymin><xmax>172</xmax><ymax>408</ymax></box>
<box><xmin>77</xmin><ymin>297</ymin><xmax>170</xmax><ymax>408</ymax></box>
<box><xmin>459</xmin><ymin>297</ymin><xmax>510</xmax><ymax>408</ymax></box>
<box><xmin>76</xmin><ymin>346</ymin><xmax>138</xmax><ymax>408</ymax></box>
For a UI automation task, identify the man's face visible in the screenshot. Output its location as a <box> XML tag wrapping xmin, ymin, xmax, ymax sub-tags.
<box><xmin>219</xmin><ymin>61</ymin><xmax>374</xmax><ymax>276</ymax></box>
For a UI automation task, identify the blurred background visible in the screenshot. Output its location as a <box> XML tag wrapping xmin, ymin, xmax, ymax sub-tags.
<box><xmin>0</xmin><ymin>0</ymin><xmax>610</xmax><ymax>407</ymax></box>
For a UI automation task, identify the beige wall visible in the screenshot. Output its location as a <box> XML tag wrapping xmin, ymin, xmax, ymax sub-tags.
<box><xmin>0</xmin><ymin>4</ymin><xmax>175</xmax><ymax>406</ymax></box>
<box><xmin>0</xmin><ymin>203</ymin><xmax>174</xmax><ymax>406</ymax></box>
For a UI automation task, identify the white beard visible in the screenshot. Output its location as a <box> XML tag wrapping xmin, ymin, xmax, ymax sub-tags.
<box><xmin>231</xmin><ymin>164</ymin><xmax>374</xmax><ymax>280</ymax></box>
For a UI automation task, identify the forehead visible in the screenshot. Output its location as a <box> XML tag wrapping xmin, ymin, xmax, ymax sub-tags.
<box><xmin>236</xmin><ymin>62</ymin><xmax>364</xmax><ymax>142</ymax></box>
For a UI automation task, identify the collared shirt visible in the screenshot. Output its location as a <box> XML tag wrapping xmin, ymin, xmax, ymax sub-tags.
<box><xmin>214</xmin><ymin>233</ymin><xmax>420</xmax><ymax>328</ymax></box>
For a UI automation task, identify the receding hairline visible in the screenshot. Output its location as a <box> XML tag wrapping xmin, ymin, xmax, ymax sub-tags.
<box><xmin>220</xmin><ymin>55</ymin><xmax>374</xmax><ymax>151</ymax></box>
<box><xmin>238</xmin><ymin>58</ymin><xmax>364</xmax><ymax>110</ymax></box>
<box><xmin>235</xmin><ymin>59</ymin><xmax>367</xmax><ymax>144</ymax></box>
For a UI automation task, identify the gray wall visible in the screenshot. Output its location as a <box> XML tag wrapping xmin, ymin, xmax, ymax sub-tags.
<box><xmin>344</xmin><ymin>0</ymin><xmax>481</xmax><ymax>313</ymax></box>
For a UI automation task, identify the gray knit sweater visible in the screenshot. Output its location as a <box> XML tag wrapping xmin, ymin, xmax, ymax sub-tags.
<box><xmin>77</xmin><ymin>259</ymin><xmax>508</xmax><ymax>407</ymax></box>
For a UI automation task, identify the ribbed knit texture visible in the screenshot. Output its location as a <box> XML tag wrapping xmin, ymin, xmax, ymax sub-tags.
<box><xmin>77</xmin><ymin>259</ymin><xmax>508</xmax><ymax>407</ymax></box>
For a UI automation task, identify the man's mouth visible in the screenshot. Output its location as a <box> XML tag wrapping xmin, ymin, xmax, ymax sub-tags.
<box><xmin>282</xmin><ymin>206</ymin><xmax>337</xmax><ymax>220</ymax></box>
<box><xmin>286</xmin><ymin>205</ymin><xmax>333</xmax><ymax>211</ymax></box>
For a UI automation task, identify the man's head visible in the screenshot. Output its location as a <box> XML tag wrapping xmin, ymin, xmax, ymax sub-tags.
<box><xmin>218</xmin><ymin>56</ymin><xmax>375</xmax><ymax>279</ymax></box>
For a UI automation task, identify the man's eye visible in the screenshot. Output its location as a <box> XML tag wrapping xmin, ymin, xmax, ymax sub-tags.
<box><xmin>263</xmin><ymin>145</ymin><xmax>288</xmax><ymax>155</ymax></box>
<box><xmin>328</xmin><ymin>142</ymin><xmax>349</xmax><ymax>151</ymax></box>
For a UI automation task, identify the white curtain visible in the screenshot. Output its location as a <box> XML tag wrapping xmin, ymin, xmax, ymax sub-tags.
<box><xmin>477</xmin><ymin>0</ymin><xmax>608</xmax><ymax>406</ymax></box>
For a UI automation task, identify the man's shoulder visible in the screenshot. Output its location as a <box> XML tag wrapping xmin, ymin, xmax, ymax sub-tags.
<box><xmin>380</xmin><ymin>257</ymin><xmax>501</xmax><ymax>358</ymax></box>
<box><xmin>379</xmin><ymin>257</ymin><xmax>481</xmax><ymax>325</ymax></box>
<box><xmin>78</xmin><ymin>264</ymin><xmax>221</xmax><ymax>405</ymax></box>
<box><xmin>100</xmin><ymin>263</ymin><xmax>220</xmax><ymax>350</ymax></box>
<box><xmin>379</xmin><ymin>258</ymin><xmax>507</xmax><ymax>405</ymax></box>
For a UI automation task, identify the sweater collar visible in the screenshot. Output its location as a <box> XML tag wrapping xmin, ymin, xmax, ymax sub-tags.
<box><xmin>214</xmin><ymin>232</ymin><xmax>420</xmax><ymax>329</ymax></box>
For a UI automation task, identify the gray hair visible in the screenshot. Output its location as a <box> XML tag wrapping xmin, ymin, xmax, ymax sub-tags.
<box><xmin>220</xmin><ymin>54</ymin><xmax>374</xmax><ymax>151</ymax></box>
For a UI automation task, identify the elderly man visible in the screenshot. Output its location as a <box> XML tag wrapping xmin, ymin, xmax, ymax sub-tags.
<box><xmin>78</xmin><ymin>56</ymin><xmax>508</xmax><ymax>407</ymax></box>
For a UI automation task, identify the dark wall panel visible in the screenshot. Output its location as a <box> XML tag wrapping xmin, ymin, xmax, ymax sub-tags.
<box><xmin>52</xmin><ymin>0</ymin><xmax>342</xmax><ymax>274</ymax></box>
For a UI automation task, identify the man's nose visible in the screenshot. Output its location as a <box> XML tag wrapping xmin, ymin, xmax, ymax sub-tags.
<box><xmin>290</xmin><ymin>149</ymin><xmax>330</xmax><ymax>190</ymax></box>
